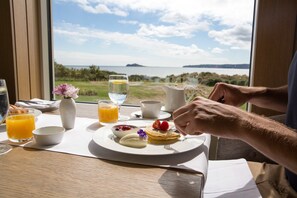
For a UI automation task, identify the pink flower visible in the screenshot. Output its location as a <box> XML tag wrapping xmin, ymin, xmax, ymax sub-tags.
<box><xmin>53</xmin><ymin>83</ymin><xmax>79</xmax><ymax>99</ymax></box>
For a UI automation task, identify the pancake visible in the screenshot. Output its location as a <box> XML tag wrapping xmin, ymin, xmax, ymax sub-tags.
<box><xmin>144</xmin><ymin>126</ymin><xmax>180</xmax><ymax>144</ymax></box>
<box><xmin>147</xmin><ymin>138</ymin><xmax>179</xmax><ymax>145</ymax></box>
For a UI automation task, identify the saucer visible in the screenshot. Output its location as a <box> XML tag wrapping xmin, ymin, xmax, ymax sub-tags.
<box><xmin>130</xmin><ymin>111</ymin><xmax>171</xmax><ymax>120</ymax></box>
<box><xmin>161</xmin><ymin>106</ymin><xmax>173</xmax><ymax>113</ymax></box>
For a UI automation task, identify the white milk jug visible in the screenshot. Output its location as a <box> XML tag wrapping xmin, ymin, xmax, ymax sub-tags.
<box><xmin>163</xmin><ymin>85</ymin><xmax>186</xmax><ymax>112</ymax></box>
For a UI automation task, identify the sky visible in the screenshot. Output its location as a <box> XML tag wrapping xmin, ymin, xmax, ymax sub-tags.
<box><xmin>52</xmin><ymin>0</ymin><xmax>255</xmax><ymax>67</ymax></box>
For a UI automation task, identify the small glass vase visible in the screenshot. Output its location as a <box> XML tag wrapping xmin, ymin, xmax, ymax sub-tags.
<box><xmin>59</xmin><ymin>97</ymin><xmax>76</xmax><ymax>129</ymax></box>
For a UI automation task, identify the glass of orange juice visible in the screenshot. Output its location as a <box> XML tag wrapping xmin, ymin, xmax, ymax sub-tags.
<box><xmin>98</xmin><ymin>100</ymin><xmax>118</xmax><ymax>125</ymax></box>
<box><xmin>6</xmin><ymin>113</ymin><xmax>35</xmax><ymax>142</ymax></box>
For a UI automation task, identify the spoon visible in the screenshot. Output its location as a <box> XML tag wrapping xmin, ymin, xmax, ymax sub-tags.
<box><xmin>134</xmin><ymin>113</ymin><xmax>142</xmax><ymax>118</ymax></box>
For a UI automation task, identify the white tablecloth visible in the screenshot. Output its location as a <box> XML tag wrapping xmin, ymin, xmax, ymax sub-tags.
<box><xmin>0</xmin><ymin>114</ymin><xmax>210</xmax><ymax>175</ymax></box>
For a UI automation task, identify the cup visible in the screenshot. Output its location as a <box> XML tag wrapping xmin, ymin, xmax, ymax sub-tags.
<box><xmin>140</xmin><ymin>100</ymin><xmax>162</xmax><ymax>118</ymax></box>
<box><xmin>6</xmin><ymin>113</ymin><xmax>36</xmax><ymax>142</ymax></box>
<box><xmin>98</xmin><ymin>100</ymin><xmax>118</xmax><ymax>125</ymax></box>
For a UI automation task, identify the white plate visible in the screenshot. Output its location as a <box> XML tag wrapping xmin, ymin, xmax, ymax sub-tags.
<box><xmin>15</xmin><ymin>100</ymin><xmax>60</xmax><ymax>112</ymax></box>
<box><xmin>130</xmin><ymin>111</ymin><xmax>171</xmax><ymax>120</ymax></box>
<box><xmin>93</xmin><ymin>121</ymin><xmax>205</xmax><ymax>155</ymax></box>
<box><xmin>29</xmin><ymin>108</ymin><xmax>42</xmax><ymax>117</ymax></box>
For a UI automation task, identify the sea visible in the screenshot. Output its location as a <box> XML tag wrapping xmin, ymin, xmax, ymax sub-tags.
<box><xmin>65</xmin><ymin>65</ymin><xmax>250</xmax><ymax>78</ymax></box>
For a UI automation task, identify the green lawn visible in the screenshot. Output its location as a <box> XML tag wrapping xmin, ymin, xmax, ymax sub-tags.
<box><xmin>55</xmin><ymin>80</ymin><xmax>167</xmax><ymax>105</ymax></box>
<box><xmin>55</xmin><ymin>80</ymin><xmax>247</xmax><ymax>111</ymax></box>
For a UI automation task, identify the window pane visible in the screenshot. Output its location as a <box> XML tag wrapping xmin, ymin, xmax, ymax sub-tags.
<box><xmin>52</xmin><ymin>0</ymin><xmax>254</xmax><ymax>107</ymax></box>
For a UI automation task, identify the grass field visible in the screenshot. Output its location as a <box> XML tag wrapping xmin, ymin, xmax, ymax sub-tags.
<box><xmin>55</xmin><ymin>80</ymin><xmax>213</xmax><ymax>104</ymax></box>
<box><xmin>55</xmin><ymin>80</ymin><xmax>247</xmax><ymax>110</ymax></box>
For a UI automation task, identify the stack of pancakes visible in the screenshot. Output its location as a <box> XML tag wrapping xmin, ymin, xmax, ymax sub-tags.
<box><xmin>144</xmin><ymin>127</ymin><xmax>180</xmax><ymax>144</ymax></box>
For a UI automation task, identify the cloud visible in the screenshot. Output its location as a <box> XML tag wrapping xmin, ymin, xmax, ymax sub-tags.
<box><xmin>59</xmin><ymin>0</ymin><xmax>254</xmax><ymax>50</ymax></box>
<box><xmin>55</xmin><ymin>50</ymin><xmax>145</xmax><ymax>65</ymax></box>
<box><xmin>53</xmin><ymin>22</ymin><xmax>236</xmax><ymax>66</ymax></box>
<box><xmin>54</xmin><ymin>49</ymin><xmax>228</xmax><ymax>67</ymax></box>
<box><xmin>211</xmin><ymin>47</ymin><xmax>224</xmax><ymax>54</ymax></box>
<box><xmin>69</xmin><ymin>37</ymin><xmax>88</xmax><ymax>45</ymax></box>
<box><xmin>84</xmin><ymin>4</ymin><xmax>110</xmax><ymax>14</ymax></box>
<box><xmin>111</xmin><ymin>7</ymin><xmax>128</xmax><ymax>16</ymax></box>
<box><xmin>74</xmin><ymin>0</ymin><xmax>254</xmax><ymax>26</ymax></box>
<box><xmin>208</xmin><ymin>24</ymin><xmax>252</xmax><ymax>49</ymax></box>
<box><xmin>53</xmin><ymin>0</ymin><xmax>254</xmax><ymax>65</ymax></box>
<box><xmin>54</xmin><ymin>22</ymin><xmax>207</xmax><ymax>57</ymax></box>
<box><xmin>137</xmin><ymin>21</ymin><xmax>209</xmax><ymax>38</ymax></box>
<box><xmin>118</xmin><ymin>20</ymin><xmax>138</xmax><ymax>25</ymax></box>
<box><xmin>71</xmin><ymin>0</ymin><xmax>128</xmax><ymax>16</ymax></box>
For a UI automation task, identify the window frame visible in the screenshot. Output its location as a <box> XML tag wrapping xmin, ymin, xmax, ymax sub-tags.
<box><xmin>40</xmin><ymin>0</ymin><xmax>53</xmax><ymax>100</ymax></box>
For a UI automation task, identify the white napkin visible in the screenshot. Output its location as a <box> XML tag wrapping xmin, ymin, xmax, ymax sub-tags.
<box><xmin>204</xmin><ymin>159</ymin><xmax>261</xmax><ymax>197</ymax></box>
<box><xmin>15</xmin><ymin>98</ymin><xmax>60</xmax><ymax>112</ymax></box>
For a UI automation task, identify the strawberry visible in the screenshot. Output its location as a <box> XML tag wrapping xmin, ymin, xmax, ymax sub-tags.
<box><xmin>152</xmin><ymin>120</ymin><xmax>161</xmax><ymax>130</ymax></box>
<box><xmin>159</xmin><ymin>121</ymin><xmax>169</xmax><ymax>131</ymax></box>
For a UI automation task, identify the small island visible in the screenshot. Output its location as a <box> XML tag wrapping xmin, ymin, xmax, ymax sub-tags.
<box><xmin>126</xmin><ymin>63</ymin><xmax>145</xmax><ymax>67</ymax></box>
<box><xmin>183</xmin><ymin>64</ymin><xmax>249</xmax><ymax>69</ymax></box>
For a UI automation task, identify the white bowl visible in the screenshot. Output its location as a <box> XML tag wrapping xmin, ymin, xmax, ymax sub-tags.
<box><xmin>33</xmin><ymin>126</ymin><xmax>65</xmax><ymax>146</ymax></box>
<box><xmin>111</xmin><ymin>124</ymin><xmax>139</xmax><ymax>139</ymax></box>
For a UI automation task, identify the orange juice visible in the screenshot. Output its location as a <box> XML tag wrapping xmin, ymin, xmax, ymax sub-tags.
<box><xmin>98</xmin><ymin>102</ymin><xmax>118</xmax><ymax>124</ymax></box>
<box><xmin>6</xmin><ymin>114</ymin><xmax>35</xmax><ymax>142</ymax></box>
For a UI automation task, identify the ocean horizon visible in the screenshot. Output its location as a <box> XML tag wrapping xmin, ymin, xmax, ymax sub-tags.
<box><xmin>65</xmin><ymin>65</ymin><xmax>250</xmax><ymax>78</ymax></box>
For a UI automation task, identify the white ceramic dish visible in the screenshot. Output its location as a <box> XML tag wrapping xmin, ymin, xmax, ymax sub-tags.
<box><xmin>33</xmin><ymin>126</ymin><xmax>65</xmax><ymax>146</ymax></box>
<box><xmin>140</xmin><ymin>100</ymin><xmax>162</xmax><ymax>118</ymax></box>
<box><xmin>93</xmin><ymin>121</ymin><xmax>205</xmax><ymax>155</ymax></box>
<box><xmin>111</xmin><ymin>124</ymin><xmax>140</xmax><ymax>139</ymax></box>
<box><xmin>30</xmin><ymin>108</ymin><xmax>42</xmax><ymax>117</ymax></box>
<box><xmin>130</xmin><ymin>110</ymin><xmax>171</xmax><ymax>120</ymax></box>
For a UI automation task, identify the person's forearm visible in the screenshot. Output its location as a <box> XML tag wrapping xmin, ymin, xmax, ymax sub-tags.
<box><xmin>239</xmin><ymin>113</ymin><xmax>297</xmax><ymax>174</ymax></box>
<box><xmin>247</xmin><ymin>85</ymin><xmax>288</xmax><ymax>112</ymax></box>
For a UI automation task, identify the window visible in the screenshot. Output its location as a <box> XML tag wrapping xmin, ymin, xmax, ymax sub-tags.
<box><xmin>51</xmin><ymin>0</ymin><xmax>255</xmax><ymax>106</ymax></box>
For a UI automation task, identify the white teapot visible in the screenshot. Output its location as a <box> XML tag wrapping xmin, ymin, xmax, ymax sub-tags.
<box><xmin>163</xmin><ymin>85</ymin><xmax>186</xmax><ymax>112</ymax></box>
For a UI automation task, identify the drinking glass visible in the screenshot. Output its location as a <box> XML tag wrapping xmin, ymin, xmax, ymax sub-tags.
<box><xmin>6</xmin><ymin>113</ymin><xmax>35</xmax><ymax>142</ymax></box>
<box><xmin>98</xmin><ymin>100</ymin><xmax>118</xmax><ymax>125</ymax></box>
<box><xmin>108</xmin><ymin>75</ymin><xmax>129</xmax><ymax>120</ymax></box>
<box><xmin>184</xmin><ymin>77</ymin><xmax>199</xmax><ymax>103</ymax></box>
<box><xmin>0</xmin><ymin>79</ymin><xmax>12</xmax><ymax>155</ymax></box>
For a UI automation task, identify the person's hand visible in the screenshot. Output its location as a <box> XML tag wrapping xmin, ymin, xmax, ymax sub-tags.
<box><xmin>208</xmin><ymin>82</ymin><xmax>250</xmax><ymax>107</ymax></box>
<box><xmin>173</xmin><ymin>97</ymin><xmax>247</xmax><ymax>139</ymax></box>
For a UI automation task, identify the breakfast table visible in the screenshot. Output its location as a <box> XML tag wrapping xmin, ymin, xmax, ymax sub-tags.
<box><xmin>0</xmin><ymin>103</ymin><xmax>261</xmax><ymax>197</ymax></box>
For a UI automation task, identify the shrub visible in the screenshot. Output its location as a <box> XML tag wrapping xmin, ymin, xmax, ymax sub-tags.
<box><xmin>79</xmin><ymin>89</ymin><xmax>98</xmax><ymax>96</ymax></box>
